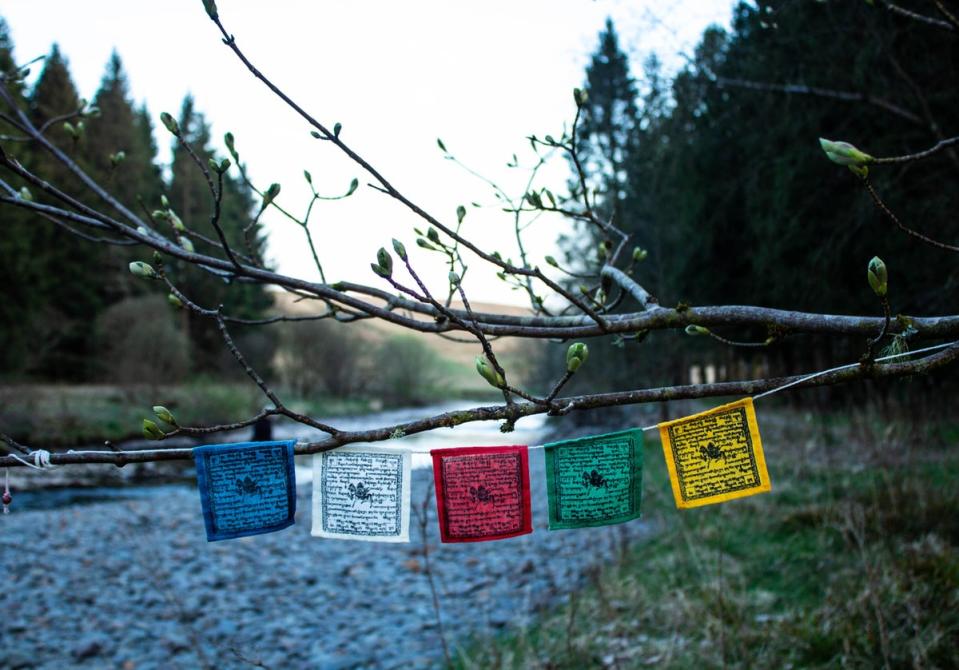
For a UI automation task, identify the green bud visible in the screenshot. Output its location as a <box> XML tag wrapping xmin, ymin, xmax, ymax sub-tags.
<box><xmin>333</xmin><ymin>122</ymin><xmax>342</xmax><ymax>137</ymax></box>
<box><xmin>168</xmin><ymin>211</ymin><xmax>185</xmax><ymax>232</ymax></box>
<box><xmin>18</xmin><ymin>186</ymin><xmax>32</xmax><ymax>201</ymax></box>
<box><xmin>392</xmin><ymin>238</ymin><xmax>407</xmax><ymax>260</ymax></box>
<box><xmin>168</xmin><ymin>293</ymin><xmax>184</xmax><ymax>309</ymax></box>
<box><xmin>427</xmin><ymin>227</ymin><xmax>441</xmax><ymax>244</ymax></box>
<box><xmin>303</xmin><ymin>169</ymin><xmax>313</xmax><ymax>184</ymax></box>
<box><xmin>632</xmin><ymin>247</ymin><xmax>648</xmax><ymax>262</ymax></box>
<box><xmin>819</xmin><ymin>138</ymin><xmax>873</xmax><ymax>167</ymax></box>
<box><xmin>685</xmin><ymin>325</ymin><xmax>710</xmax><ymax>336</ymax></box>
<box><xmin>142</xmin><ymin>419</ymin><xmax>164</xmax><ymax>440</ymax></box>
<box><xmin>566</xmin><ymin>342</ymin><xmax>589</xmax><ymax>373</ymax></box>
<box><xmin>160</xmin><ymin>112</ymin><xmax>179</xmax><ymax>135</ymax></box>
<box><xmin>867</xmin><ymin>256</ymin><xmax>888</xmax><ymax>297</ymax></box>
<box><xmin>180</xmin><ymin>237</ymin><xmax>195</xmax><ymax>253</ymax></box>
<box><xmin>262</xmin><ymin>183</ymin><xmax>281</xmax><ymax>207</ymax></box>
<box><xmin>160</xmin><ymin>195</ymin><xmax>170</xmax><ymax>208</ymax></box>
<box><xmin>545</xmin><ymin>255</ymin><xmax>558</xmax><ymax>267</ymax></box>
<box><xmin>62</xmin><ymin>121</ymin><xmax>77</xmax><ymax>138</ymax></box>
<box><xmin>152</xmin><ymin>209</ymin><xmax>169</xmax><ymax>221</ymax></box>
<box><xmin>310</xmin><ymin>130</ymin><xmax>322</xmax><ymax>139</ymax></box>
<box><xmin>448</xmin><ymin>271</ymin><xmax>460</xmax><ymax>285</ymax></box>
<box><xmin>376</xmin><ymin>247</ymin><xmax>393</xmax><ymax>276</ymax></box>
<box><xmin>129</xmin><ymin>261</ymin><xmax>158</xmax><ymax>279</ymax></box>
<box><xmin>370</xmin><ymin>262</ymin><xmax>391</xmax><ymax>278</ymax></box>
<box><xmin>456</xmin><ymin>205</ymin><xmax>467</xmax><ymax>224</ymax></box>
<box><xmin>219</xmin><ymin>158</ymin><xmax>231</xmax><ymax>172</ymax></box>
<box><xmin>416</xmin><ymin>238</ymin><xmax>437</xmax><ymax>251</ymax></box>
<box><xmin>110</xmin><ymin>151</ymin><xmax>126</xmax><ymax>167</ymax></box>
<box><xmin>224</xmin><ymin>132</ymin><xmax>235</xmax><ymax>154</ymax></box>
<box><xmin>573</xmin><ymin>88</ymin><xmax>588</xmax><ymax>107</ymax></box>
<box><xmin>152</xmin><ymin>405</ymin><xmax>177</xmax><ymax>427</ymax></box>
<box><xmin>475</xmin><ymin>356</ymin><xmax>505</xmax><ymax>388</ymax></box>
<box><xmin>202</xmin><ymin>0</ymin><xmax>218</xmax><ymax>19</ymax></box>
<box><xmin>346</xmin><ymin>178</ymin><xmax>359</xmax><ymax>196</ymax></box>
<box><xmin>437</xmin><ymin>138</ymin><xmax>447</xmax><ymax>152</ymax></box>
<box><xmin>207</xmin><ymin>158</ymin><xmax>220</xmax><ymax>172</ymax></box>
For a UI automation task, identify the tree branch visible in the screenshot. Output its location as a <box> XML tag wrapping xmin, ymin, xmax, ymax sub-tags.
<box><xmin>4</xmin><ymin>342</ymin><xmax>956</xmax><ymax>469</ymax></box>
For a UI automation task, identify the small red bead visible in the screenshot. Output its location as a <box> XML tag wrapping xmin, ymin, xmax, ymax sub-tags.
<box><xmin>2</xmin><ymin>492</ymin><xmax>11</xmax><ymax>505</ymax></box>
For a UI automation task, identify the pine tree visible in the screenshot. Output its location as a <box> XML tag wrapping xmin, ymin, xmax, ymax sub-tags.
<box><xmin>166</xmin><ymin>94</ymin><xmax>271</xmax><ymax>370</ymax></box>
<box><xmin>16</xmin><ymin>45</ymin><xmax>111</xmax><ymax>378</ymax></box>
<box><xmin>86</xmin><ymin>51</ymin><xmax>163</xmax><ymax>210</ymax></box>
<box><xmin>574</xmin><ymin>18</ymin><xmax>639</xmax><ymax>223</ymax></box>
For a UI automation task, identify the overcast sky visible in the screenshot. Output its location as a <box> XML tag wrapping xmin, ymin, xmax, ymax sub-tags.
<box><xmin>4</xmin><ymin>0</ymin><xmax>733</xmax><ymax>304</ymax></box>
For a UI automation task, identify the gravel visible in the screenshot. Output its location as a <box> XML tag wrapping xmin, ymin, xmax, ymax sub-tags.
<box><xmin>1</xmin><ymin>455</ymin><xmax>653</xmax><ymax>669</ymax></box>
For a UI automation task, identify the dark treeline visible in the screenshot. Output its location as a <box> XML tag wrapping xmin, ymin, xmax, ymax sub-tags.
<box><xmin>0</xmin><ymin>16</ymin><xmax>270</xmax><ymax>382</ymax></box>
<box><xmin>551</xmin><ymin>0</ymin><xmax>958</xmax><ymax>412</ymax></box>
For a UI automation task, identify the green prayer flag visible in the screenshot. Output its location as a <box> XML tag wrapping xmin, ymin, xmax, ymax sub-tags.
<box><xmin>544</xmin><ymin>428</ymin><xmax>644</xmax><ymax>530</ymax></box>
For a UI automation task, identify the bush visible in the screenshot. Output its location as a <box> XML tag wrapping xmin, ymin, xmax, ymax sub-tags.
<box><xmin>275</xmin><ymin>319</ymin><xmax>368</xmax><ymax>397</ymax></box>
<box><xmin>94</xmin><ymin>295</ymin><xmax>191</xmax><ymax>384</ymax></box>
<box><xmin>369</xmin><ymin>336</ymin><xmax>445</xmax><ymax>406</ymax></box>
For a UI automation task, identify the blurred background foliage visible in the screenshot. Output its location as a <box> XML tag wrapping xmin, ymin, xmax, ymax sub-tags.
<box><xmin>0</xmin><ymin>0</ymin><xmax>957</xmax><ymax>439</ymax></box>
<box><xmin>537</xmin><ymin>0</ymin><xmax>959</xmax><ymax>420</ymax></box>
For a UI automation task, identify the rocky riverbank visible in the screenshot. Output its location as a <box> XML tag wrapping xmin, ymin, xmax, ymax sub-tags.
<box><xmin>1</xmin><ymin>449</ymin><xmax>654</xmax><ymax>669</ymax></box>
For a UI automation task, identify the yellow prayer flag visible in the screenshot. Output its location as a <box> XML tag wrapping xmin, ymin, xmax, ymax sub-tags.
<box><xmin>659</xmin><ymin>398</ymin><xmax>771</xmax><ymax>509</ymax></box>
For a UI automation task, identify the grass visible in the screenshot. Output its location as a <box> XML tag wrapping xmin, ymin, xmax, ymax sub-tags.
<box><xmin>0</xmin><ymin>380</ymin><xmax>376</xmax><ymax>446</ymax></box>
<box><xmin>454</xmin><ymin>406</ymin><xmax>959</xmax><ymax>669</ymax></box>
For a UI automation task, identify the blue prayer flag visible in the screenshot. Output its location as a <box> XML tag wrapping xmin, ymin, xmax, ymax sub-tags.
<box><xmin>194</xmin><ymin>440</ymin><xmax>297</xmax><ymax>541</ymax></box>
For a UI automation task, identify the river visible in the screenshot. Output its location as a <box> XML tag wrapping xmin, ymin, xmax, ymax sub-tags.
<box><xmin>1</xmin><ymin>402</ymin><xmax>652</xmax><ymax>669</ymax></box>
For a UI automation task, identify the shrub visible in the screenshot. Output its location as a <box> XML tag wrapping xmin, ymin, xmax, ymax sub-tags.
<box><xmin>369</xmin><ymin>336</ymin><xmax>445</xmax><ymax>406</ymax></box>
<box><xmin>275</xmin><ymin>319</ymin><xmax>368</xmax><ymax>397</ymax></box>
<box><xmin>94</xmin><ymin>295</ymin><xmax>191</xmax><ymax>384</ymax></box>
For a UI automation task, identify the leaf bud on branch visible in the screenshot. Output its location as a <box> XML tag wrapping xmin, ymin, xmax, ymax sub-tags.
<box><xmin>160</xmin><ymin>112</ymin><xmax>179</xmax><ymax>135</ymax></box>
<box><xmin>566</xmin><ymin>342</ymin><xmax>589</xmax><ymax>372</ymax></box>
<box><xmin>152</xmin><ymin>406</ymin><xmax>178</xmax><ymax>427</ymax></box>
<box><xmin>475</xmin><ymin>356</ymin><xmax>506</xmax><ymax>388</ymax></box>
<box><xmin>867</xmin><ymin>256</ymin><xmax>888</xmax><ymax>297</ymax></box>
<box><xmin>142</xmin><ymin>419</ymin><xmax>165</xmax><ymax>440</ymax></box>
<box><xmin>129</xmin><ymin>261</ymin><xmax>158</xmax><ymax>279</ymax></box>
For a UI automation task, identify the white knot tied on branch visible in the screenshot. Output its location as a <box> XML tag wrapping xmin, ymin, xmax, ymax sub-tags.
<box><xmin>9</xmin><ymin>449</ymin><xmax>57</xmax><ymax>470</ymax></box>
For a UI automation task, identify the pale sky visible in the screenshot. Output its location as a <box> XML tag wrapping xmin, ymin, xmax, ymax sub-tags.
<box><xmin>4</xmin><ymin>0</ymin><xmax>733</xmax><ymax>305</ymax></box>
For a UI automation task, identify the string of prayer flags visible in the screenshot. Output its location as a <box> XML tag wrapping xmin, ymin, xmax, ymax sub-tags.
<box><xmin>543</xmin><ymin>428</ymin><xmax>644</xmax><ymax>530</ymax></box>
<box><xmin>194</xmin><ymin>440</ymin><xmax>297</xmax><ymax>542</ymax></box>
<box><xmin>431</xmin><ymin>446</ymin><xmax>532</xmax><ymax>543</ymax></box>
<box><xmin>659</xmin><ymin>398</ymin><xmax>771</xmax><ymax>509</ymax></box>
<box><xmin>311</xmin><ymin>447</ymin><xmax>411</xmax><ymax>542</ymax></box>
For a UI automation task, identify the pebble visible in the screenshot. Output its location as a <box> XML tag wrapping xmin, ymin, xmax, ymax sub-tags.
<box><xmin>1</xmin><ymin>457</ymin><xmax>653</xmax><ymax>668</ymax></box>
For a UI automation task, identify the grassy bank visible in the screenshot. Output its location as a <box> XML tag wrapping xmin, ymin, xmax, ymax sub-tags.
<box><xmin>456</xmin><ymin>407</ymin><xmax>959</xmax><ymax>669</ymax></box>
<box><xmin>0</xmin><ymin>381</ymin><xmax>375</xmax><ymax>446</ymax></box>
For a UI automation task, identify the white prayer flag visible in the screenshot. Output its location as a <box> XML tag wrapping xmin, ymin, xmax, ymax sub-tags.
<box><xmin>311</xmin><ymin>446</ymin><xmax>411</xmax><ymax>542</ymax></box>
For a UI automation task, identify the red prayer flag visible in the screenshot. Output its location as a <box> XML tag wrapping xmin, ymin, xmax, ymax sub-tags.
<box><xmin>431</xmin><ymin>446</ymin><xmax>533</xmax><ymax>543</ymax></box>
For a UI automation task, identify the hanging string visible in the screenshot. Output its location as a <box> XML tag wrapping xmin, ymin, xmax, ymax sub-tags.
<box><xmin>633</xmin><ymin>339</ymin><xmax>958</xmax><ymax>433</ymax></box>
<box><xmin>4</xmin><ymin>341</ymin><xmax>956</xmax><ymax>463</ymax></box>
<box><xmin>751</xmin><ymin>340</ymin><xmax>956</xmax><ymax>400</ymax></box>
<box><xmin>3</xmin><ymin>468</ymin><xmax>11</xmax><ymax>514</ymax></box>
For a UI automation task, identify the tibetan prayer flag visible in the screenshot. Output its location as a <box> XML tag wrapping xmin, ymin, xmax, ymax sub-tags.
<box><xmin>659</xmin><ymin>398</ymin><xmax>771</xmax><ymax>509</ymax></box>
<box><xmin>544</xmin><ymin>428</ymin><xmax>644</xmax><ymax>530</ymax></box>
<box><xmin>431</xmin><ymin>446</ymin><xmax>532</xmax><ymax>543</ymax></box>
<box><xmin>311</xmin><ymin>447</ymin><xmax>411</xmax><ymax>542</ymax></box>
<box><xmin>194</xmin><ymin>440</ymin><xmax>297</xmax><ymax>541</ymax></box>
